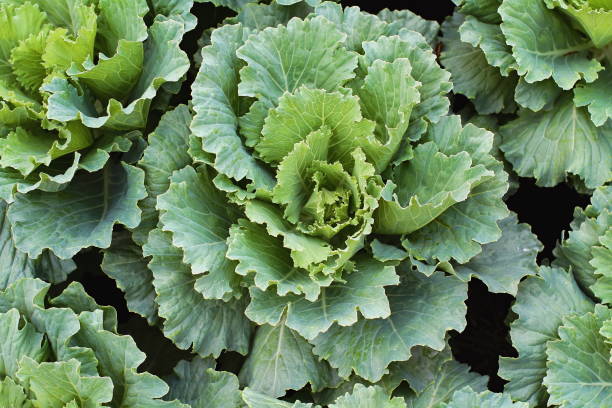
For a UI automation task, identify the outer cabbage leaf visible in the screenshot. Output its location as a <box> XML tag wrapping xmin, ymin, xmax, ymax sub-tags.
<box><xmin>591</xmin><ymin>228</ymin><xmax>612</xmax><ymax>304</ymax></box>
<box><xmin>0</xmin><ymin>200</ymin><xmax>75</xmax><ymax>289</ymax></box>
<box><xmin>101</xmin><ymin>231</ymin><xmax>158</xmax><ymax>325</ymax></box>
<box><xmin>244</xmin><ymin>255</ymin><xmax>398</xmax><ymax>340</ymax></box>
<box><xmin>440</xmin><ymin>13</ymin><xmax>517</xmax><ymax>115</ymax></box>
<box><xmin>157</xmin><ymin>165</ymin><xmax>242</xmax><ymax>300</ymax></box>
<box><xmin>499</xmin><ymin>0</ymin><xmax>602</xmax><ymax>89</ymax></box>
<box><xmin>133</xmin><ymin>104</ymin><xmax>192</xmax><ymax>246</ymax></box>
<box><xmin>543</xmin><ymin>305</ymin><xmax>612</xmax><ymax>408</ymax></box>
<box><xmin>238</xmin><ymin>322</ymin><xmax>337</xmax><ymax>397</ymax></box>
<box><xmin>499</xmin><ymin>267</ymin><xmax>594</xmax><ymax>406</ymax></box>
<box><xmin>311</xmin><ymin>267</ymin><xmax>467</xmax><ymax>382</ymax></box>
<box><xmin>399</xmin><ymin>116</ymin><xmax>509</xmax><ymax>264</ymax></box>
<box><xmin>8</xmin><ymin>162</ymin><xmax>146</xmax><ymax>259</ymax></box>
<box><xmin>143</xmin><ymin>229</ymin><xmax>253</xmax><ymax>357</ymax></box>
<box><xmin>440</xmin><ymin>387</ymin><xmax>529</xmax><ymax>408</ymax></box>
<box><xmin>452</xmin><ymin>213</ymin><xmax>542</xmax><ymax>295</ymax></box>
<box><xmin>500</xmin><ymin>94</ymin><xmax>612</xmax><ymax>189</ymax></box>
<box><xmin>574</xmin><ymin>66</ymin><xmax>612</xmax><ymax>126</ymax></box>
<box><xmin>165</xmin><ymin>357</ymin><xmax>243</xmax><ymax>408</ymax></box>
<box><xmin>330</xmin><ymin>384</ymin><xmax>405</xmax><ymax>408</ymax></box>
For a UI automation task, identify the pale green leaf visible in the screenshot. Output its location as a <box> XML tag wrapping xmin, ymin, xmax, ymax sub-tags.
<box><xmin>453</xmin><ymin>213</ymin><xmax>542</xmax><ymax>295</ymax></box>
<box><xmin>239</xmin><ymin>322</ymin><xmax>337</xmax><ymax>397</ymax></box>
<box><xmin>157</xmin><ymin>165</ymin><xmax>241</xmax><ymax>300</ymax></box>
<box><xmin>16</xmin><ymin>357</ymin><xmax>113</xmax><ymax>408</ymax></box>
<box><xmin>236</xmin><ymin>16</ymin><xmax>358</xmax><ymax>106</ymax></box>
<box><xmin>8</xmin><ymin>162</ymin><xmax>146</xmax><ymax>259</ymax></box>
<box><xmin>441</xmin><ymin>387</ymin><xmax>529</xmax><ymax>408</ymax></box>
<box><xmin>227</xmin><ymin>219</ymin><xmax>321</xmax><ymax>301</ymax></box>
<box><xmin>499</xmin><ymin>266</ymin><xmax>594</xmax><ymax>406</ymax></box>
<box><xmin>165</xmin><ymin>357</ymin><xmax>242</xmax><ymax>408</ymax></box>
<box><xmin>513</xmin><ymin>78</ymin><xmax>561</xmax><ymax>111</ymax></box>
<box><xmin>330</xmin><ymin>384</ymin><xmax>405</xmax><ymax>408</ymax></box>
<box><xmin>499</xmin><ymin>0</ymin><xmax>602</xmax><ymax>89</ymax></box>
<box><xmin>134</xmin><ymin>104</ymin><xmax>192</xmax><ymax>245</ymax></box>
<box><xmin>143</xmin><ymin>229</ymin><xmax>252</xmax><ymax>357</ymax></box>
<box><xmin>361</xmin><ymin>32</ymin><xmax>452</xmax><ymax>140</ymax></box>
<box><xmin>377</xmin><ymin>9</ymin><xmax>440</xmax><ymax>46</ymax></box>
<box><xmin>190</xmin><ymin>23</ymin><xmax>275</xmax><ymax>189</ymax></box>
<box><xmin>0</xmin><ymin>309</ymin><xmax>45</xmax><ymax>377</ymax></box>
<box><xmin>591</xmin><ymin>229</ymin><xmax>612</xmax><ymax>304</ymax></box>
<box><xmin>101</xmin><ymin>231</ymin><xmax>158</xmax><ymax>325</ymax></box>
<box><xmin>0</xmin><ymin>377</ymin><xmax>31</xmax><ymax>408</ymax></box>
<box><xmin>375</xmin><ymin>142</ymin><xmax>493</xmax><ymax>235</ymax></box>
<box><xmin>543</xmin><ymin>306</ymin><xmax>612</xmax><ymax>408</ymax></box>
<box><xmin>402</xmin><ymin>116</ymin><xmax>509</xmax><ymax>264</ymax></box>
<box><xmin>312</xmin><ymin>268</ymin><xmax>467</xmax><ymax>382</ymax></box>
<box><xmin>500</xmin><ymin>93</ymin><xmax>612</xmax><ymax>188</ymax></box>
<box><xmin>245</xmin><ymin>255</ymin><xmax>398</xmax><ymax>340</ymax></box>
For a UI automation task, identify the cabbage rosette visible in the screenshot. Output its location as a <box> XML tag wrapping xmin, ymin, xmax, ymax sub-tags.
<box><xmin>441</xmin><ymin>0</ymin><xmax>612</xmax><ymax>190</ymax></box>
<box><xmin>0</xmin><ymin>0</ymin><xmax>191</xmax><ymax>282</ymax></box>
<box><xmin>123</xmin><ymin>2</ymin><xmax>536</xmax><ymax>400</ymax></box>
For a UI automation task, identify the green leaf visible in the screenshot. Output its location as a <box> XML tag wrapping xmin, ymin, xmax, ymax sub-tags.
<box><xmin>0</xmin><ymin>201</ymin><xmax>75</xmax><ymax>289</ymax></box>
<box><xmin>453</xmin><ymin>213</ymin><xmax>542</xmax><ymax>295</ymax></box>
<box><xmin>255</xmin><ymin>87</ymin><xmax>374</xmax><ymax>166</ymax></box>
<box><xmin>0</xmin><ymin>309</ymin><xmax>45</xmax><ymax>377</ymax></box>
<box><xmin>455</xmin><ymin>0</ymin><xmax>502</xmax><ymax>24</ymax></box>
<box><xmin>375</xmin><ymin>142</ymin><xmax>492</xmax><ymax>235</ymax></box>
<box><xmin>68</xmin><ymin>310</ymin><xmax>186</xmax><ymax>408</ymax></box>
<box><xmin>157</xmin><ymin>165</ymin><xmax>241</xmax><ymax>300</ymax></box>
<box><xmin>227</xmin><ymin>219</ymin><xmax>321</xmax><ymax>301</ymax></box>
<box><xmin>16</xmin><ymin>357</ymin><xmax>113</xmax><ymax>408</ymax></box>
<box><xmin>245</xmin><ymin>255</ymin><xmax>398</xmax><ymax>340</ymax></box>
<box><xmin>574</xmin><ymin>66</ymin><xmax>612</xmax><ymax>126</ymax></box>
<box><xmin>190</xmin><ymin>23</ymin><xmax>275</xmax><ymax>189</ymax></box>
<box><xmin>165</xmin><ymin>357</ymin><xmax>242</xmax><ymax>408</ymax></box>
<box><xmin>554</xmin><ymin>209</ymin><xmax>610</xmax><ymax>291</ymax></box>
<box><xmin>96</xmin><ymin>0</ymin><xmax>148</xmax><ymax>55</ymax></box>
<box><xmin>377</xmin><ymin>9</ymin><xmax>440</xmax><ymax>46</ymax></box>
<box><xmin>513</xmin><ymin>78</ymin><xmax>561</xmax><ymax>111</ymax></box>
<box><xmin>239</xmin><ymin>322</ymin><xmax>337</xmax><ymax>397</ymax></box>
<box><xmin>591</xmin><ymin>228</ymin><xmax>612</xmax><ymax>304</ymax></box>
<box><xmin>143</xmin><ymin>229</ymin><xmax>252</xmax><ymax>357</ymax></box>
<box><xmin>0</xmin><ymin>377</ymin><xmax>31</xmax><ymax>408</ymax></box>
<box><xmin>9</xmin><ymin>29</ymin><xmax>47</xmax><ymax>93</ymax></box>
<box><xmin>440</xmin><ymin>387</ymin><xmax>529</xmax><ymax>408</ymax></box>
<box><xmin>241</xmin><ymin>388</ymin><xmax>315</xmax><ymax>408</ymax></box>
<box><xmin>330</xmin><ymin>384</ymin><xmax>405</xmax><ymax>408</ymax></box>
<box><xmin>500</xmin><ymin>93</ymin><xmax>612</xmax><ymax>188</ymax></box>
<box><xmin>45</xmin><ymin>19</ymin><xmax>189</xmax><ymax>131</ymax></box>
<box><xmin>402</xmin><ymin>116</ymin><xmax>509</xmax><ymax>264</ymax></box>
<box><xmin>543</xmin><ymin>306</ymin><xmax>612</xmax><ymax>408</ymax></box>
<box><xmin>440</xmin><ymin>13</ymin><xmax>517</xmax><ymax>115</ymax></box>
<box><xmin>499</xmin><ymin>0</ymin><xmax>602</xmax><ymax>89</ymax></box>
<box><xmin>8</xmin><ymin>162</ymin><xmax>146</xmax><ymax>259</ymax></box>
<box><xmin>355</xmin><ymin>58</ymin><xmax>421</xmax><ymax>172</ymax></box>
<box><xmin>499</xmin><ymin>266</ymin><xmax>594</xmax><ymax>406</ymax></box>
<box><xmin>311</xmin><ymin>268</ymin><xmax>467</xmax><ymax>382</ymax></box>
<box><xmin>101</xmin><ymin>231</ymin><xmax>158</xmax><ymax>325</ymax></box>
<box><xmin>547</xmin><ymin>0</ymin><xmax>612</xmax><ymax>48</ymax></box>
<box><xmin>134</xmin><ymin>104</ymin><xmax>192</xmax><ymax>245</ymax></box>
<box><xmin>458</xmin><ymin>15</ymin><xmax>516</xmax><ymax>76</ymax></box>
<box><xmin>70</xmin><ymin>40</ymin><xmax>144</xmax><ymax>102</ymax></box>
<box><xmin>236</xmin><ymin>15</ymin><xmax>358</xmax><ymax>106</ymax></box>
<box><xmin>0</xmin><ymin>2</ymin><xmax>48</xmax><ymax>86</ymax></box>
<box><xmin>312</xmin><ymin>3</ymin><xmax>389</xmax><ymax>52</ymax></box>
<box><xmin>361</xmin><ymin>32</ymin><xmax>452</xmax><ymax>140</ymax></box>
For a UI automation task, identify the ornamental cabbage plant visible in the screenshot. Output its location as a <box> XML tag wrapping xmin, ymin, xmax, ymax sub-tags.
<box><xmin>0</xmin><ymin>0</ymin><xmax>191</xmax><ymax>285</ymax></box>
<box><xmin>441</xmin><ymin>0</ymin><xmax>611</xmax><ymax>189</ymax></box>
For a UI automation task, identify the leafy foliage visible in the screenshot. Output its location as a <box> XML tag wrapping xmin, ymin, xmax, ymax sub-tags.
<box><xmin>0</xmin><ymin>1</ymin><xmax>609</xmax><ymax>407</ymax></box>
